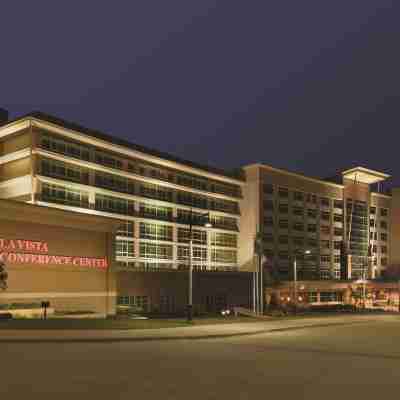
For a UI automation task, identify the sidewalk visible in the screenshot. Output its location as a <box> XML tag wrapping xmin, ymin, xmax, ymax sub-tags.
<box><xmin>0</xmin><ymin>314</ymin><xmax>396</xmax><ymax>343</ymax></box>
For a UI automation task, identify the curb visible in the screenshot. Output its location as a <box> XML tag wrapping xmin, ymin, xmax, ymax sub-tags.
<box><xmin>0</xmin><ymin>319</ymin><xmax>375</xmax><ymax>344</ymax></box>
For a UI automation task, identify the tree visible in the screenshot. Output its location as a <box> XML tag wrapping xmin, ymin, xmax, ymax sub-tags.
<box><xmin>0</xmin><ymin>261</ymin><xmax>7</xmax><ymax>290</ymax></box>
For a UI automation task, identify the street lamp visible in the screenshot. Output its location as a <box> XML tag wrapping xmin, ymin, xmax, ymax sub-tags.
<box><xmin>293</xmin><ymin>249</ymin><xmax>311</xmax><ymax>315</ymax></box>
<box><xmin>187</xmin><ymin>209</ymin><xmax>212</xmax><ymax>322</ymax></box>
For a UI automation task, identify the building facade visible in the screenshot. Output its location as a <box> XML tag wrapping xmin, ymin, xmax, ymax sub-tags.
<box><xmin>239</xmin><ymin>164</ymin><xmax>400</xmax><ymax>309</ymax></box>
<box><xmin>0</xmin><ymin>112</ymin><xmax>250</xmax><ymax>314</ymax></box>
<box><xmin>0</xmin><ymin>199</ymin><xmax>117</xmax><ymax>317</ymax></box>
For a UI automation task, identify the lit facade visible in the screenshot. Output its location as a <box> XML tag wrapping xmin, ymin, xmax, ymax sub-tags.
<box><xmin>239</xmin><ymin>164</ymin><xmax>395</xmax><ymax>281</ymax></box>
<box><xmin>0</xmin><ymin>112</ymin><xmax>249</xmax><ymax>314</ymax></box>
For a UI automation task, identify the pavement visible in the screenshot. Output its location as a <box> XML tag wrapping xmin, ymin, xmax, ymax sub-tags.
<box><xmin>3</xmin><ymin>315</ymin><xmax>400</xmax><ymax>399</ymax></box>
<box><xmin>0</xmin><ymin>314</ymin><xmax>394</xmax><ymax>342</ymax></box>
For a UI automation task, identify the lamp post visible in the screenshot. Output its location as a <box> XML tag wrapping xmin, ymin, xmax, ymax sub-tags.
<box><xmin>187</xmin><ymin>209</ymin><xmax>211</xmax><ymax>322</ymax></box>
<box><xmin>293</xmin><ymin>250</ymin><xmax>311</xmax><ymax>315</ymax></box>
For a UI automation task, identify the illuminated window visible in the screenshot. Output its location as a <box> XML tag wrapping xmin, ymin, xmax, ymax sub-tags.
<box><xmin>140</xmin><ymin>203</ymin><xmax>172</xmax><ymax>221</ymax></box>
<box><xmin>211</xmin><ymin>249</ymin><xmax>237</xmax><ymax>263</ymax></box>
<box><xmin>117</xmin><ymin>222</ymin><xmax>134</xmax><ymax>237</ymax></box>
<box><xmin>177</xmin><ymin>246</ymin><xmax>207</xmax><ymax>261</ymax></box>
<box><xmin>42</xmin><ymin>183</ymin><xmax>89</xmax><ymax>208</ymax></box>
<box><xmin>95</xmin><ymin>194</ymin><xmax>135</xmax><ymax>216</ymax></box>
<box><xmin>95</xmin><ymin>171</ymin><xmax>135</xmax><ymax>194</ymax></box>
<box><xmin>115</xmin><ymin>240</ymin><xmax>134</xmax><ymax>258</ymax></box>
<box><xmin>178</xmin><ymin>228</ymin><xmax>207</xmax><ymax>244</ymax></box>
<box><xmin>139</xmin><ymin>243</ymin><xmax>173</xmax><ymax>260</ymax></box>
<box><xmin>41</xmin><ymin>133</ymin><xmax>90</xmax><ymax>161</ymax></box>
<box><xmin>139</xmin><ymin>222</ymin><xmax>173</xmax><ymax>241</ymax></box>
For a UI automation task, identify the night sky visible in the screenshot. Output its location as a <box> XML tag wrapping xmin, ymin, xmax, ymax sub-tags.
<box><xmin>2</xmin><ymin>1</ymin><xmax>400</xmax><ymax>187</ymax></box>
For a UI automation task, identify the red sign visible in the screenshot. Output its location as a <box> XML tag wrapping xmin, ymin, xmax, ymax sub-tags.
<box><xmin>0</xmin><ymin>238</ymin><xmax>108</xmax><ymax>269</ymax></box>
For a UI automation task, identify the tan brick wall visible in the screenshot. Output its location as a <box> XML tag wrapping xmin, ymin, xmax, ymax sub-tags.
<box><xmin>0</xmin><ymin>216</ymin><xmax>116</xmax><ymax>315</ymax></box>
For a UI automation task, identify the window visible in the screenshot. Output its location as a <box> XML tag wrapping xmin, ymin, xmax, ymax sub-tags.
<box><xmin>370</xmin><ymin>219</ymin><xmax>375</xmax><ymax>227</ymax></box>
<box><xmin>334</xmin><ymin>241</ymin><xmax>341</xmax><ymax>250</ymax></box>
<box><xmin>140</xmin><ymin>203</ymin><xmax>173</xmax><ymax>221</ymax></box>
<box><xmin>278</xmin><ymin>187</ymin><xmax>289</xmax><ymax>198</ymax></box>
<box><xmin>292</xmin><ymin>207</ymin><xmax>304</xmax><ymax>216</ymax></box>
<box><xmin>320</xmin><ymin>225</ymin><xmax>330</xmax><ymax>234</ymax></box>
<box><xmin>320</xmin><ymin>292</ymin><xmax>342</xmax><ymax>302</ymax></box>
<box><xmin>321</xmin><ymin>212</ymin><xmax>331</xmax><ymax>221</ymax></box>
<box><xmin>211</xmin><ymin>249</ymin><xmax>237</xmax><ymax>263</ymax></box>
<box><xmin>178</xmin><ymin>228</ymin><xmax>207</xmax><ymax>245</ymax></box>
<box><xmin>307</xmin><ymin>239</ymin><xmax>317</xmax><ymax>247</ymax></box>
<box><xmin>95</xmin><ymin>171</ymin><xmax>135</xmax><ymax>194</ymax></box>
<box><xmin>320</xmin><ymin>240</ymin><xmax>330</xmax><ymax>249</ymax></box>
<box><xmin>95</xmin><ymin>194</ymin><xmax>135</xmax><ymax>216</ymax></box>
<box><xmin>278</xmin><ymin>235</ymin><xmax>289</xmax><ymax>244</ymax></box>
<box><xmin>321</xmin><ymin>255</ymin><xmax>331</xmax><ymax>263</ymax></box>
<box><xmin>307</xmin><ymin>224</ymin><xmax>317</xmax><ymax>233</ymax></box>
<box><xmin>95</xmin><ymin>151</ymin><xmax>123</xmax><ymax>170</ymax></box>
<box><xmin>320</xmin><ymin>197</ymin><xmax>330</xmax><ymax>207</ymax></box>
<box><xmin>264</xmin><ymin>200</ymin><xmax>274</xmax><ymax>211</ymax></box>
<box><xmin>279</xmin><ymin>204</ymin><xmax>288</xmax><ymax>213</ymax></box>
<box><xmin>263</xmin><ymin>184</ymin><xmax>274</xmax><ymax>194</ymax></box>
<box><xmin>117</xmin><ymin>296</ymin><xmax>149</xmax><ymax>312</ymax></box>
<box><xmin>334</xmin><ymin>255</ymin><xmax>341</xmax><ymax>263</ymax></box>
<box><xmin>263</xmin><ymin>233</ymin><xmax>274</xmax><ymax>242</ymax></box>
<box><xmin>278</xmin><ymin>251</ymin><xmax>289</xmax><ymax>260</ymax></box>
<box><xmin>333</xmin><ymin>214</ymin><xmax>342</xmax><ymax>223</ymax></box>
<box><xmin>306</xmin><ymin>194</ymin><xmax>317</xmax><ymax>204</ymax></box>
<box><xmin>293</xmin><ymin>223</ymin><xmax>304</xmax><ymax>232</ymax></box>
<box><xmin>41</xmin><ymin>134</ymin><xmax>90</xmax><ymax>161</ymax></box>
<box><xmin>210</xmin><ymin>232</ymin><xmax>237</xmax><ymax>247</ymax></box>
<box><xmin>334</xmin><ymin>200</ymin><xmax>343</xmax><ymax>209</ymax></box>
<box><xmin>381</xmin><ymin>246</ymin><xmax>387</xmax><ymax>254</ymax></box>
<box><xmin>370</xmin><ymin>207</ymin><xmax>376</xmax><ymax>215</ymax></box>
<box><xmin>42</xmin><ymin>183</ymin><xmax>89</xmax><ymax>208</ymax></box>
<box><xmin>178</xmin><ymin>246</ymin><xmax>207</xmax><ymax>261</ymax></box>
<box><xmin>117</xmin><ymin>222</ymin><xmax>134</xmax><ymax>237</ymax></box>
<box><xmin>41</xmin><ymin>159</ymin><xmax>89</xmax><ymax>184</ymax></box>
<box><xmin>177</xmin><ymin>192</ymin><xmax>208</xmax><ymax>209</ymax></box>
<box><xmin>308</xmin><ymin>292</ymin><xmax>318</xmax><ymax>302</ymax></box>
<box><xmin>320</xmin><ymin>270</ymin><xmax>331</xmax><ymax>280</ymax></box>
<box><xmin>307</xmin><ymin>209</ymin><xmax>317</xmax><ymax>218</ymax></box>
<box><xmin>381</xmin><ymin>233</ymin><xmax>387</xmax><ymax>241</ymax></box>
<box><xmin>292</xmin><ymin>237</ymin><xmax>304</xmax><ymax>246</ymax></box>
<box><xmin>140</xmin><ymin>222</ymin><xmax>173</xmax><ymax>241</ymax></box>
<box><xmin>293</xmin><ymin>191</ymin><xmax>304</xmax><ymax>201</ymax></box>
<box><xmin>370</xmin><ymin>232</ymin><xmax>377</xmax><ymax>240</ymax></box>
<box><xmin>264</xmin><ymin>216</ymin><xmax>274</xmax><ymax>226</ymax></box>
<box><xmin>115</xmin><ymin>240</ymin><xmax>134</xmax><ymax>258</ymax></box>
<box><xmin>279</xmin><ymin>219</ymin><xmax>289</xmax><ymax>229</ymax></box>
<box><xmin>139</xmin><ymin>243</ymin><xmax>173</xmax><ymax>259</ymax></box>
<box><xmin>139</xmin><ymin>262</ymin><xmax>173</xmax><ymax>271</ymax></box>
<box><xmin>372</xmin><ymin>245</ymin><xmax>377</xmax><ymax>253</ymax></box>
<box><xmin>140</xmin><ymin>183</ymin><xmax>173</xmax><ymax>202</ymax></box>
<box><xmin>177</xmin><ymin>173</ymin><xmax>208</xmax><ymax>191</ymax></box>
<box><xmin>208</xmin><ymin>215</ymin><xmax>237</xmax><ymax>231</ymax></box>
<box><xmin>334</xmin><ymin>228</ymin><xmax>343</xmax><ymax>236</ymax></box>
<box><xmin>381</xmin><ymin>221</ymin><xmax>388</xmax><ymax>230</ymax></box>
<box><xmin>380</xmin><ymin>208</ymin><xmax>388</xmax><ymax>217</ymax></box>
<box><xmin>381</xmin><ymin>258</ymin><xmax>387</xmax><ymax>266</ymax></box>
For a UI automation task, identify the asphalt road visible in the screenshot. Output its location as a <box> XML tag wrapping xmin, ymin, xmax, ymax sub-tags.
<box><xmin>2</xmin><ymin>316</ymin><xmax>400</xmax><ymax>399</ymax></box>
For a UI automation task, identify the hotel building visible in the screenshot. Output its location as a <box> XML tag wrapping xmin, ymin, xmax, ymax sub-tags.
<box><xmin>240</xmin><ymin>163</ymin><xmax>400</xmax><ymax>308</ymax></box>
<box><xmin>0</xmin><ymin>111</ymin><xmax>250</xmax><ymax>314</ymax></box>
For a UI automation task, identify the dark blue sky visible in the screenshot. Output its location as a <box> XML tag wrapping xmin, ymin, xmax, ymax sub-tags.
<box><xmin>2</xmin><ymin>1</ymin><xmax>400</xmax><ymax>186</ymax></box>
